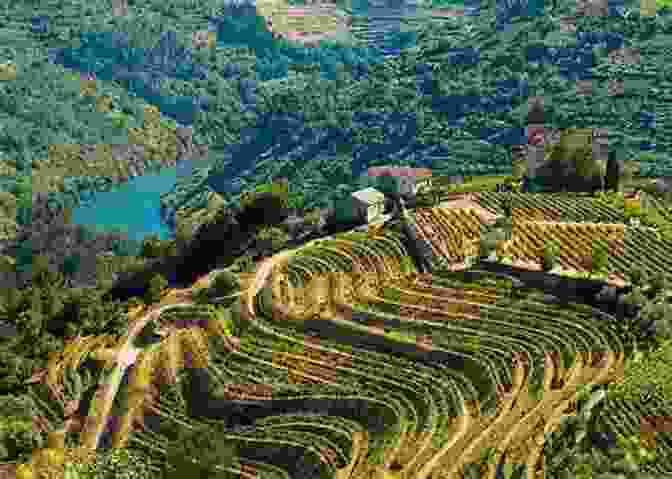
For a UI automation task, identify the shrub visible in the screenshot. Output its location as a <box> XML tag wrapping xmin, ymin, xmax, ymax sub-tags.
<box><xmin>478</xmin><ymin>235</ymin><xmax>497</xmax><ymax>259</ymax></box>
<box><xmin>71</xmin><ymin>448</ymin><xmax>154</xmax><ymax>479</ymax></box>
<box><xmin>541</xmin><ymin>240</ymin><xmax>560</xmax><ymax>272</ymax></box>
<box><xmin>144</xmin><ymin>273</ymin><xmax>168</xmax><ymax>304</ymax></box>
<box><xmin>210</xmin><ymin>270</ymin><xmax>240</xmax><ymax>300</ymax></box>
<box><xmin>160</xmin><ymin>424</ymin><xmax>236</xmax><ymax>478</ymax></box>
<box><xmin>627</xmin><ymin>266</ymin><xmax>646</xmax><ymax>288</ymax></box>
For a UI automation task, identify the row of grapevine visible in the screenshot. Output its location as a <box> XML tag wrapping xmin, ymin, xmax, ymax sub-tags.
<box><xmin>414</xmin><ymin>207</ymin><xmax>484</xmax><ymax>263</ymax></box>
<box><xmin>475</xmin><ymin>192</ymin><xmax>625</xmax><ymax>223</ymax></box>
<box><xmin>510</xmin><ymin>221</ymin><xmax>626</xmax><ymax>272</ymax></box>
<box><xmin>236</xmin><ymin>234</ymin><xmax>482</xmax><ymax>474</ymax></box>
<box><xmin>336</xmin><ymin>268</ymin><xmax>626</xmax><ymax>478</ymax></box>
<box><xmin>29</xmin><ymin>204</ymin><xmax>652</xmax><ymax>479</ymax></box>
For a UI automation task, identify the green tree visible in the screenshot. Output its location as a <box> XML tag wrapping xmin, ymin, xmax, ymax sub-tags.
<box><xmin>0</xmin><ymin>414</ymin><xmax>44</xmax><ymax>462</ymax></box>
<box><xmin>376</xmin><ymin>171</ymin><xmax>399</xmax><ymax>197</ymax></box>
<box><xmin>211</xmin><ymin>271</ymin><xmax>240</xmax><ymax>298</ymax></box>
<box><xmin>141</xmin><ymin>235</ymin><xmax>163</xmax><ymax>258</ymax></box>
<box><xmin>31</xmin><ymin>254</ymin><xmax>51</xmax><ymax>286</ymax></box>
<box><xmin>627</xmin><ymin>265</ymin><xmax>647</xmax><ymax>288</ymax></box>
<box><xmin>144</xmin><ymin>274</ymin><xmax>168</xmax><ymax>305</ymax></box>
<box><xmin>0</xmin><ymin>255</ymin><xmax>15</xmax><ymax>277</ymax></box>
<box><xmin>174</xmin><ymin>220</ymin><xmax>194</xmax><ymax>250</ymax></box>
<box><xmin>541</xmin><ymin>129</ymin><xmax>604</xmax><ymax>192</ymax></box>
<box><xmin>478</xmin><ymin>235</ymin><xmax>498</xmax><ymax>260</ymax></box>
<box><xmin>161</xmin><ymin>424</ymin><xmax>236</xmax><ymax>479</ymax></box>
<box><xmin>256</xmin><ymin>226</ymin><xmax>289</xmax><ymax>254</ymax></box>
<box><xmin>73</xmin><ymin>448</ymin><xmax>154</xmax><ymax>479</ymax></box>
<box><xmin>60</xmin><ymin>253</ymin><xmax>81</xmax><ymax>287</ymax></box>
<box><xmin>233</xmin><ymin>254</ymin><xmax>255</xmax><ymax>273</ymax></box>
<box><xmin>641</xmin><ymin>302</ymin><xmax>672</xmax><ymax>342</ymax></box>
<box><xmin>303</xmin><ymin>208</ymin><xmax>322</xmax><ymax>227</ymax></box>
<box><xmin>647</xmin><ymin>271</ymin><xmax>669</xmax><ymax>299</ymax></box>
<box><xmin>541</xmin><ymin>240</ymin><xmax>561</xmax><ymax>272</ymax></box>
<box><xmin>588</xmin><ymin>240</ymin><xmax>610</xmax><ymax>278</ymax></box>
<box><xmin>162</xmin><ymin>240</ymin><xmax>178</xmax><ymax>258</ymax></box>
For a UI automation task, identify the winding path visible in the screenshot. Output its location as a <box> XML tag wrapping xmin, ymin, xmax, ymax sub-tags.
<box><xmin>79</xmin><ymin>253</ymin><xmax>296</xmax><ymax>451</ymax></box>
<box><xmin>80</xmin><ymin>300</ymin><xmax>195</xmax><ymax>450</ymax></box>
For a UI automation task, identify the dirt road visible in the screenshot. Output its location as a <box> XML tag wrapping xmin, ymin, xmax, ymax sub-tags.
<box><xmin>79</xmin><ymin>257</ymin><xmax>291</xmax><ymax>451</ymax></box>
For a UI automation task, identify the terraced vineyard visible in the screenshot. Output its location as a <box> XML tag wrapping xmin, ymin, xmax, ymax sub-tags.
<box><xmin>411</xmin><ymin>198</ymin><xmax>672</xmax><ymax>282</ymax></box>
<box><xmin>510</xmin><ymin>221</ymin><xmax>625</xmax><ymax>273</ymax></box>
<box><xmin>474</xmin><ymin>192</ymin><xmax>626</xmax><ymax>223</ymax></box>
<box><xmin>16</xmin><ymin>216</ymin><xmax>672</xmax><ymax>478</ymax></box>
<box><xmin>413</xmin><ymin>208</ymin><xmax>485</xmax><ymax>263</ymax></box>
<box><xmin>237</xmin><ymin>231</ymin><xmax>631</xmax><ymax>479</ymax></box>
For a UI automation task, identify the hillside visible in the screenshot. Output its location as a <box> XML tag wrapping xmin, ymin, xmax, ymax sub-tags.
<box><xmin>5</xmin><ymin>186</ymin><xmax>672</xmax><ymax>478</ymax></box>
<box><xmin>0</xmin><ymin>0</ymin><xmax>670</xmax><ymax>265</ymax></box>
<box><xmin>159</xmin><ymin>0</ymin><xmax>672</xmax><ymax>229</ymax></box>
<box><xmin>3</xmin><ymin>0</ymin><xmax>672</xmax><ymax>477</ymax></box>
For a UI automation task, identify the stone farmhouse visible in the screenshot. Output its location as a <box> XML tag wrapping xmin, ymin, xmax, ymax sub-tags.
<box><xmin>335</xmin><ymin>187</ymin><xmax>386</xmax><ymax>224</ymax></box>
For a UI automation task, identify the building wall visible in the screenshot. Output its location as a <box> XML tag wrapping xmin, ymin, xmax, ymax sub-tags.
<box><xmin>356</xmin><ymin>198</ymin><xmax>383</xmax><ymax>223</ymax></box>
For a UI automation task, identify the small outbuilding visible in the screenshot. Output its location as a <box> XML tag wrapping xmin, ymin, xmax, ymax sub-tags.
<box><xmin>335</xmin><ymin>187</ymin><xmax>385</xmax><ymax>224</ymax></box>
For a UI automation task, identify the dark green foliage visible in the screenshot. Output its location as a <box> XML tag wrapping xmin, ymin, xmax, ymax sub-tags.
<box><xmin>141</xmin><ymin>234</ymin><xmax>166</xmax><ymax>259</ymax></box>
<box><xmin>236</xmin><ymin>190</ymin><xmax>289</xmax><ymax>227</ymax></box>
<box><xmin>478</xmin><ymin>235</ymin><xmax>498</xmax><ymax>259</ymax></box>
<box><xmin>144</xmin><ymin>273</ymin><xmax>168</xmax><ymax>304</ymax></box>
<box><xmin>605</xmin><ymin>150</ymin><xmax>620</xmax><ymax>192</ymax></box>
<box><xmin>60</xmin><ymin>253</ymin><xmax>81</xmax><ymax>285</ymax></box>
<box><xmin>646</xmin><ymin>271</ymin><xmax>669</xmax><ymax>298</ymax></box>
<box><xmin>627</xmin><ymin>266</ymin><xmax>647</xmax><ymax>288</ymax></box>
<box><xmin>589</xmin><ymin>240</ymin><xmax>610</xmax><ymax>277</ymax></box>
<box><xmin>541</xmin><ymin>240</ymin><xmax>561</xmax><ymax>272</ymax></box>
<box><xmin>160</xmin><ymin>424</ymin><xmax>237</xmax><ymax>478</ymax></box>
<box><xmin>0</xmin><ymin>392</ymin><xmax>48</xmax><ymax>461</ymax></box>
<box><xmin>196</xmin><ymin>270</ymin><xmax>241</xmax><ymax>306</ymax></box>
<box><xmin>73</xmin><ymin>448</ymin><xmax>156</xmax><ymax>479</ymax></box>
<box><xmin>0</xmin><ymin>413</ymin><xmax>44</xmax><ymax>463</ymax></box>
<box><xmin>211</xmin><ymin>270</ymin><xmax>240</xmax><ymax>298</ymax></box>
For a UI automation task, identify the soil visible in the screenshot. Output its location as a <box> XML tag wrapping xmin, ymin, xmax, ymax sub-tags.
<box><xmin>0</xmin><ymin>464</ymin><xmax>16</xmax><ymax>479</ymax></box>
<box><xmin>437</xmin><ymin>193</ymin><xmax>500</xmax><ymax>224</ymax></box>
<box><xmin>264</xmin><ymin>4</ymin><xmax>351</xmax><ymax>46</ymax></box>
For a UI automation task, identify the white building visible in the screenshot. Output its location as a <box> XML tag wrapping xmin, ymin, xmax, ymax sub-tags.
<box><xmin>335</xmin><ymin>187</ymin><xmax>386</xmax><ymax>224</ymax></box>
<box><xmin>351</xmin><ymin>187</ymin><xmax>386</xmax><ymax>222</ymax></box>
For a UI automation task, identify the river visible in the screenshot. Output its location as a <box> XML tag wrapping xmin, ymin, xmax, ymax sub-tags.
<box><xmin>71</xmin><ymin>160</ymin><xmax>196</xmax><ymax>242</ymax></box>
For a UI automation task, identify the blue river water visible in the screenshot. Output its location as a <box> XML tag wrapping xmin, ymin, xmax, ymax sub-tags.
<box><xmin>71</xmin><ymin>162</ymin><xmax>194</xmax><ymax>242</ymax></box>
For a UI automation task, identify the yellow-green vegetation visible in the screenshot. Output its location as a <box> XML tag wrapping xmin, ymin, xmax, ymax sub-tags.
<box><xmin>0</xmin><ymin>61</ymin><xmax>17</xmax><ymax>81</ymax></box>
<box><xmin>609</xmin><ymin>338</ymin><xmax>672</xmax><ymax>402</ymax></box>
<box><xmin>0</xmin><ymin>192</ymin><xmax>17</xmax><ymax>241</ymax></box>
<box><xmin>36</xmin><ymin>104</ymin><xmax>180</xmax><ymax>196</ymax></box>
<box><xmin>436</xmin><ymin>175</ymin><xmax>509</xmax><ymax>193</ymax></box>
<box><xmin>95</xmin><ymin>253</ymin><xmax>146</xmax><ymax>286</ymax></box>
<box><xmin>545</xmin><ymin>128</ymin><xmax>605</xmax><ymax>184</ymax></box>
<box><xmin>173</xmin><ymin>191</ymin><xmax>227</xmax><ymax>244</ymax></box>
<box><xmin>256</xmin><ymin>226</ymin><xmax>291</xmax><ymax>253</ymax></box>
<box><xmin>384</xmin><ymin>329</ymin><xmax>416</xmax><ymax>343</ymax></box>
<box><xmin>240</xmin><ymin>180</ymin><xmax>290</xmax><ymax>210</ymax></box>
